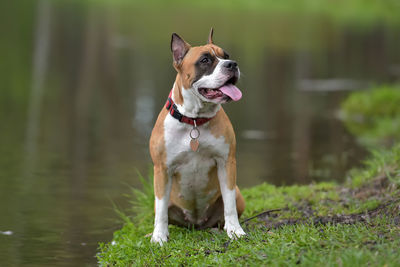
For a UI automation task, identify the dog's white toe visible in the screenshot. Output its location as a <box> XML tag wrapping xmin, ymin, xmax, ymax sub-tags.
<box><xmin>224</xmin><ymin>223</ymin><xmax>246</xmax><ymax>239</ymax></box>
<box><xmin>151</xmin><ymin>227</ymin><xmax>169</xmax><ymax>245</ymax></box>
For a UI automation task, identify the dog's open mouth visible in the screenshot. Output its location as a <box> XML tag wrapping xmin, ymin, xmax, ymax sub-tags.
<box><xmin>198</xmin><ymin>77</ymin><xmax>242</xmax><ymax>102</ymax></box>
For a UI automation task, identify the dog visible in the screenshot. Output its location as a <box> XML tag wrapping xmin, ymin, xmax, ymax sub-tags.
<box><xmin>149</xmin><ymin>29</ymin><xmax>245</xmax><ymax>245</ymax></box>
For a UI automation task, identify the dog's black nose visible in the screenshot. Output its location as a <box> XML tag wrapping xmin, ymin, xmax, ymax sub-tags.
<box><xmin>223</xmin><ymin>60</ymin><xmax>238</xmax><ymax>70</ymax></box>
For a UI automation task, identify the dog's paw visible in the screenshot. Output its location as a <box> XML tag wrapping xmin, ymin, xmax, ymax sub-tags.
<box><xmin>224</xmin><ymin>223</ymin><xmax>246</xmax><ymax>240</ymax></box>
<box><xmin>150</xmin><ymin>227</ymin><xmax>169</xmax><ymax>246</ymax></box>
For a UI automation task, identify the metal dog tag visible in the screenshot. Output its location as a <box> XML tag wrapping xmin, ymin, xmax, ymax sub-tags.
<box><xmin>189</xmin><ymin>120</ymin><xmax>200</xmax><ymax>152</ymax></box>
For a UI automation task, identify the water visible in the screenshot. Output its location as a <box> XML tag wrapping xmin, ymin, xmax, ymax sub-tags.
<box><xmin>1</xmin><ymin>1</ymin><xmax>399</xmax><ymax>265</ymax></box>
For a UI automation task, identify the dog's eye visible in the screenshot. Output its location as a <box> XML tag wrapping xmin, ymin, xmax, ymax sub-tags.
<box><xmin>200</xmin><ymin>57</ymin><xmax>210</xmax><ymax>64</ymax></box>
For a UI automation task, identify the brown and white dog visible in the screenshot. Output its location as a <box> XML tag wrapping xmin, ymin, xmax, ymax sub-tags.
<box><xmin>149</xmin><ymin>29</ymin><xmax>245</xmax><ymax>245</ymax></box>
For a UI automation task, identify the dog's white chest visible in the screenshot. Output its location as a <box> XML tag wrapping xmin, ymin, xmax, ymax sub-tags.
<box><xmin>164</xmin><ymin>115</ymin><xmax>229</xmax><ymax>167</ymax></box>
<box><xmin>163</xmin><ymin>115</ymin><xmax>229</xmax><ymax>211</ymax></box>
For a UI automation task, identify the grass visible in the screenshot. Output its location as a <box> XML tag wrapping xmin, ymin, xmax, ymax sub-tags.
<box><xmin>97</xmin><ymin>144</ymin><xmax>400</xmax><ymax>266</ymax></box>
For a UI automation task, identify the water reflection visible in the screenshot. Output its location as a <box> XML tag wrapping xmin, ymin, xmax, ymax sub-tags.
<box><xmin>1</xmin><ymin>0</ymin><xmax>399</xmax><ymax>265</ymax></box>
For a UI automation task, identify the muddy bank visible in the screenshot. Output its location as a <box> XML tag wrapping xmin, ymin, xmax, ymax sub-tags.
<box><xmin>243</xmin><ymin>174</ymin><xmax>400</xmax><ymax>229</ymax></box>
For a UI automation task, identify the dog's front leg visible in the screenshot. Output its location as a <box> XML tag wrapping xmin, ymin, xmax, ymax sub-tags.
<box><xmin>217</xmin><ymin>158</ymin><xmax>246</xmax><ymax>239</ymax></box>
<box><xmin>151</xmin><ymin>164</ymin><xmax>172</xmax><ymax>245</ymax></box>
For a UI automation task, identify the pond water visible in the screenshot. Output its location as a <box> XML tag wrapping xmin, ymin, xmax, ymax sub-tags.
<box><xmin>1</xmin><ymin>1</ymin><xmax>399</xmax><ymax>266</ymax></box>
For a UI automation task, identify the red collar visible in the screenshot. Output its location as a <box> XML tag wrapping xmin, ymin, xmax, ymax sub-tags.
<box><xmin>165</xmin><ymin>90</ymin><xmax>214</xmax><ymax>126</ymax></box>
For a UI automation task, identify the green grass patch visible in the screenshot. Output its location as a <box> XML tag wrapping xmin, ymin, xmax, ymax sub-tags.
<box><xmin>97</xmin><ymin>145</ymin><xmax>400</xmax><ymax>266</ymax></box>
<box><xmin>98</xmin><ymin>220</ymin><xmax>400</xmax><ymax>266</ymax></box>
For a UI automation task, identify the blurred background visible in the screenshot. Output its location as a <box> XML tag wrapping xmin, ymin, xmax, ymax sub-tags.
<box><xmin>1</xmin><ymin>0</ymin><xmax>399</xmax><ymax>265</ymax></box>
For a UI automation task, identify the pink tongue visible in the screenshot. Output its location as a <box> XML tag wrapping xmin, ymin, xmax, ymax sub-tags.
<box><xmin>219</xmin><ymin>84</ymin><xmax>242</xmax><ymax>101</ymax></box>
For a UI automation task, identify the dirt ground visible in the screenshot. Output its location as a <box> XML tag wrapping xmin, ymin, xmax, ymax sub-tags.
<box><xmin>243</xmin><ymin>175</ymin><xmax>400</xmax><ymax>229</ymax></box>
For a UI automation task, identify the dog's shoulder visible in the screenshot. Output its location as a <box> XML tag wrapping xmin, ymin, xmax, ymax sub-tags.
<box><xmin>149</xmin><ymin>108</ymin><xmax>169</xmax><ymax>162</ymax></box>
<box><xmin>209</xmin><ymin>108</ymin><xmax>236</xmax><ymax>145</ymax></box>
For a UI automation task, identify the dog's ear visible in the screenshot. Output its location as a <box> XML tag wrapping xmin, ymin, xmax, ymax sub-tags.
<box><xmin>208</xmin><ymin>27</ymin><xmax>214</xmax><ymax>44</ymax></box>
<box><xmin>171</xmin><ymin>33</ymin><xmax>191</xmax><ymax>65</ymax></box>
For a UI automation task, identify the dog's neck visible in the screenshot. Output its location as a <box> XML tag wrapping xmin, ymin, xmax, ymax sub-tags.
<box><xmin>171</xmin><ymin>75</ymin><xmax>221</xmax><ymax>119</ymax></box>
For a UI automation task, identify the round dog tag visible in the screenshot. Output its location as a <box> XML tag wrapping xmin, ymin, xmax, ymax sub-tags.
<box><xmin>189</xmin><ymin>122</ymin><xmax>200</xmax><ymax>152</ymax></box>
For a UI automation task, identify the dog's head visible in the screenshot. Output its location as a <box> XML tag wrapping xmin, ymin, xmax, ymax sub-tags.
<box><xmin>171</xmin><ymin>29</ymin><xmax>242</xmax><ymax>104</ymax></box>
